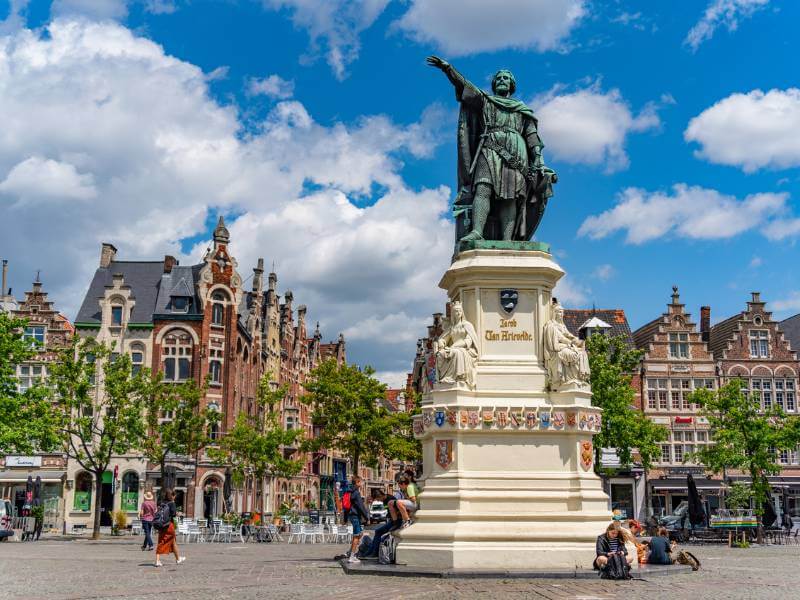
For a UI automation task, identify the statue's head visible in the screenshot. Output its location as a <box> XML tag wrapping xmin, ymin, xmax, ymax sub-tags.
<box><xmin>451</xmin><ymin>300</ymin><xmax>464</xmax><ymax>320</ymax></box>
<box><xmin>491</xmin><ymin>69</ymin><xmax>516</xmax><ymax>97</ymax></box>
<box><xmin>551</xmin><ymin>298</ymin><xmax>564</xmax><ymax>322</ymax></box>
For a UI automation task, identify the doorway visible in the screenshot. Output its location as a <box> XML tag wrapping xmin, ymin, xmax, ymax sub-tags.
<box><xmin>100</xmin><ymin>471</ymin><xmax>114</xmax><ymax>526</ymax></box>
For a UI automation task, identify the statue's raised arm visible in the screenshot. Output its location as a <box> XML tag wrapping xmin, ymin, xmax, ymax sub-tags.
<box><xmin>426</xmin><ymin>56</ymin><xmax>479</xmax><ymax>101</ymax></box>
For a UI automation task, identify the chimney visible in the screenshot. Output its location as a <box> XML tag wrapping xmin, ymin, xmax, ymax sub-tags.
<box><xmin>252</xmin><ymin>258</ymin><xmax>264</xmax><ymax>292</ymax></box>
<box><xmin>268</xmin><ymin>271</ymin><xmax>277</xmax><ymax>292</ymax></box>
<box><xmin>700</xmin><ymin>306</ymin><xmax>711</xmax><ymax>343</ymax></box>
<box><xmin>751</xmin><ymin>292</ymin><xmax>762</xmax><ymax>304</ymax></box>
<box><xmin>163</xmin><ymin>255</ymin><xmax>177</xmax><ymax>273</ymax></box>
<box><xmin>100</xmin><ymin>243</ymin><xmax>117</xmax><ymax>268</ymax></box>
<box><xmin>2</xmin><ymin>259</ymin><xmax>7</xmax><ymax>296</ymax></box>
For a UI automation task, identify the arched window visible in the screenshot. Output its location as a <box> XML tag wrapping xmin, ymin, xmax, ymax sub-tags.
<box><xmin>130</xmin><ymin>344</ymin><xmax>145</xmax><ymax>376</ymax></box>
<box><xmin>121</xmin><ymin>472</ymin><xmax>139</xmax><ymax>511</ymax></box>
<box><xmin>74</xmin><ymin>472</ymin><xmax>93</xmax><ymax>511</ymax></box>
<box><xmin>209</xmin><ymin>359</ymin><xmax>222</xmax><ymax>383</ymax></box>
<box><xmin>162</xmin><ymin>331</ymin><xmax>193</xmax><ymax>382</ymax></box>
<box><xmin>211</xmin><ymin>291</ymin><xmax>226</xmax><ymax>326</ymax></box>
<box><xmin>209</xmin><ymin>421</ymin><xmax>219</xmax><ymax>442</ymax></box>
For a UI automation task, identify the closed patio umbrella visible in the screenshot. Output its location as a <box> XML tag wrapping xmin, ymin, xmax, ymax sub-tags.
<box><xmin>223</xmin><ymin>469</ymin><xmax>233</xmax><ymax>514</ymax></box>
<box><xmin>762</xmin><ymin>496</ymin><xmax>777</xmax><ymax>528</ymax></box>
<box><xmin>687</xmin><ymin>474</ymin><xmax>705</xmax><ymax>528</ymax></box>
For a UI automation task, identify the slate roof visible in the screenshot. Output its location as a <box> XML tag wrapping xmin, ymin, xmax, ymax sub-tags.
<box><xmin>153</xmin><ymin>265</ymin><xmax>203</xmax><ymax>317</ymax></box>
<box><xmin>563</xmin><ymin>309</ymin><xmax>634</xmax><ymax>347</ymax></box>
<box><xmin>708</xmin><ymin>312</ymin><xmax>745</xmax><ymax>358</ymax></box>
<box><xmin>75</xmin><ymin>261</ymin><xmax>165</xmax><ymax>324</ymax></box>
<box><xmin>780</xmin><ymin>314</ymin><xmax>800</xmax><ymax>354</ymax></box>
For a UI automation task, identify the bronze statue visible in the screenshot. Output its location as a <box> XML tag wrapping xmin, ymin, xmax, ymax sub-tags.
<box><xmin>427</xmin><ymin>56</ymin><xmax>556</xmax><ymax>244</ymax></box>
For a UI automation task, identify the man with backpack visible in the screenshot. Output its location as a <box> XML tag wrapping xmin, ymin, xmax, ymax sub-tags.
<box><xmin>343</xmin><ymin>475</ymin><xmax>369</xmax><ymax>564</ymax></box>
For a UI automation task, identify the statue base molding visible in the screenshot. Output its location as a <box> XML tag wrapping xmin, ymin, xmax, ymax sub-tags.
<box><xmin>397</xmin><ymin>248</ymin><xmax>610</xmax><ymax>571</ymax></box>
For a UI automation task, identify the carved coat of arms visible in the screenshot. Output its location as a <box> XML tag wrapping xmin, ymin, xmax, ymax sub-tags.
<box><xmin>436</xmin><ymin>439</ymin><xmax>454</xmax><ymax>469</ymax></box>
<box><xmin>422</xmin><ymin>411</ymin><xmax>433</xmax><ymax>430</ymax></box>
<box><xmin>413</xmin><ymin>419</ymin><xmax>424</xmax><ymax>435</ymax></box>
<box><xmin>435</xmin><ymin>410</ymin><xmax>445</xmax><ymax>427</ymax></box>
<box><xmin>566</xmin><ymin>412</ymin><xmax>577</xmax><ymax>427</ymax></box>
<box><xmin>510</xmin><ymin>411</ymin><xmax>522</xmax><ymax>427</ymax></box>
<box><xmin>500</xmin><ymin>289</ymin><xmax>519</xmax><ymax>314</ymax></box>
<box><xmin>468</xmin><ymin>411</ymin><xmax>480</xmax><ymax>427</ymax></box>
<box><xmin>552</xmin><ymin>412</ymin><xmax>565</xmax><ymax>429</ymax></box>
<box><xmin>482</xmin><ymin>410</ymin><xmax>494</xmax><ymax>425</ymax></box>
<box><xmin>539</xmin><ymin>411</ymin><xmax>551</xmax><ymax>428</ymax></box>
<box><xmin>525</xmin><ymin>411</ymin><xmax>537</xmax><ymax>428</ymax></box>
<box><xmin>496</xmin><ymin>410</ymin><xmax>508</xmax><ymax>427</ymax></box>
<box><xmin>581</xmin><ymin>441</ymin><xmax>593</xmax><ymax>471</ymax></box>
<box><xmin>579</xmin><ymin>413</ymin><xmax>587</xmax><ymax>429</ymax></box>
<box><xmin>460</xmin><ymin>410</ymin><xmax>469</xmax><ymax>427</ymax></box>
<box><xmin>446</xmin><ymin>410</ymin><xmax>458</xmax><ymax>426</ymax></box>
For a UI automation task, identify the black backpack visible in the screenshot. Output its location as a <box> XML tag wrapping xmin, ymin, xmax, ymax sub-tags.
<box><xmin>601</xmin><ymin>553</ymin><xmax>632</xmax><ymax>580</ymax></box>
<box><xmin>152</xmin><ymin>504</ymin><xmax>172</xmax><ymax>531</ymax></box>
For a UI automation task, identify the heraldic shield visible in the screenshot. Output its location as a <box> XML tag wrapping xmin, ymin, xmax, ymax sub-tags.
<box><xmin>500</xmin><ymin>289</ymin><xmax>518</xmax><ymax>314</ymax></box>
<box><xmin>435</xmin><ymin>439</ymin><xmax>454</xmax><ymax>469</ymax></box>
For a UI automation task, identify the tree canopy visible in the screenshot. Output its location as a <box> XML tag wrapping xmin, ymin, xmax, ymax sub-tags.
<box><xmin>586</xmin><ymin>333</ymin><xmax>667</xmax><ymax>470</ymax></box>
<box><xmin>302</xmin><ymin>360</ymin><xmax>419</xmax><ymax>475</ymax></box>
<box><xmin>689</xmin><ymin>379</ymin><xmax>800</xmax><ymax>515</ymax></box>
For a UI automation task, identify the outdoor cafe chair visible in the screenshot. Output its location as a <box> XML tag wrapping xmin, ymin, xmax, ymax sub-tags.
<box><xmin>287</xmin><ymin>523</ymin><xmax>303</xmax><ymax>543</ymax></box>
<box><xmin>267</xmin><ymin>524</ymin><xmax>283</xmax><ymax>542</ymax></box>
<box><xmin>130</xmin><ymin>519</ymin><xmax>142</xmax><ymax>536</ymax></box>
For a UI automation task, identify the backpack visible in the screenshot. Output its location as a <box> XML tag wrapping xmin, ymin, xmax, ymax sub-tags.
<box><xmin>675</xmin><ymin>549</ymin><xmax>701</xmax><ymax>571</ymax></box>
<box><xmin>152</xmin><ymin>504</ymin><xmax>172</xmax><ymax>531</ymax></box>
<box><xmin>342</xmin><ymin>491</ymin><xmax>352</xmax><ymax>512</ymax></box>
<box><xmin>378</xmin><ymin>534</ymin><xmax>397</xmax><ymax>565</ymax></box>
<box><xmin>601</xmin><ymin>553</ymin><xmax>631</xmax><ymax>580</ymax></box>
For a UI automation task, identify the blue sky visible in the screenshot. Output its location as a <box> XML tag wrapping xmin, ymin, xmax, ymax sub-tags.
<box><xmin>1</xmin><ymin>0</ymin><xmax>799</xmax><ymax>386</ymax></box>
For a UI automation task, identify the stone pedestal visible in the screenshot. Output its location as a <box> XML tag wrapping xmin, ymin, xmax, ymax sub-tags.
<box><xmin>396</xmin><ymin>248</ymin><xmax>611</xmax><ymax>571</ymax></box>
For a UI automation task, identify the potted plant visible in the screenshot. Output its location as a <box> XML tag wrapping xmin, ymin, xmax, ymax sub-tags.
<box><xmin>112</xmin><ymin>510</ymin><xmax>127</xmax><ymax>536</ymax></box>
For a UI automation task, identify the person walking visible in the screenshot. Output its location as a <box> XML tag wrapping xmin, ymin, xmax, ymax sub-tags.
<box><xmin>139</xmin><ymin>490</ymin><xmax>156</xmax><ymax>551</ymax></box>
<box><xmin>154</xmin><ymin>488</ymin><xmax>185</xmax><ymax>568</ymax></box>
<box><xmin>345</xmin><ymin>476</ymin><xmax>369</xmax><ymax>565</ymax></box>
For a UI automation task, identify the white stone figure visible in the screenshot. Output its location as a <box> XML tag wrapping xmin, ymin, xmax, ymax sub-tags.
<box><xmin>543</xmin><ymin>300</ymin><xmax>590</xmax><ymax>390</ymax></box>
<box><xmin>434</xmin><ymin>301</ymin><xmax>479</xmax><ymax>388</ymax></box>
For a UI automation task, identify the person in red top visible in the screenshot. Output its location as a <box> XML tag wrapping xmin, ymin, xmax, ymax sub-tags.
<box><xmin>139</xmin><ymin>490</ymin><xmax>156</xmax><ymax>551</ymax></box>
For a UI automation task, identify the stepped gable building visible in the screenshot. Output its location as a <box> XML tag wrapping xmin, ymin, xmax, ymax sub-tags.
<box><xmin>68</xmin><ymin>217</ymin><xmax>344</xmax><ymax>531</ymax></box>
<box><xmin>0</xmin><ymin>275</ymin><xmax>73</xmax><ymax>527</ymax></box>
<box><xmin>632</xmin><ymin>287</ymin><xmax>718</xmax><ymax>517</ymax></box>
<box><xmin>707</xmin><ymin>292</ymin><xmax>800</xmax><ymax>515</ymax></box>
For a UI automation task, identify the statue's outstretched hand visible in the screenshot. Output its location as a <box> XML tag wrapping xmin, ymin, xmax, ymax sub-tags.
<box><xmin>426</xmin><ymin>55</ymin><xmax>449</xmax><ymax>70</ymax></box>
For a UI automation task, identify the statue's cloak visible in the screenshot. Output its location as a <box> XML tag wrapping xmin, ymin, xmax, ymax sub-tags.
<box><xmin>454</xmin><ymin>86</ymin><xmax>554</xmax><ymax>241</ymax></box>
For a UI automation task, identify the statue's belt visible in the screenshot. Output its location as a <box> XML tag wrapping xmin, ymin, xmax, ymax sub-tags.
<box><xmin>480</xmin><ymin>137</ymin><xmax>534</xmax><ymax>182</ymax></box>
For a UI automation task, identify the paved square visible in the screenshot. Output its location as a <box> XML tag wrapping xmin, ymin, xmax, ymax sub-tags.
<box><xmin>0</xmin><ymin>538</ymin><xmax>797</xmax><ymax>599</ymax></box>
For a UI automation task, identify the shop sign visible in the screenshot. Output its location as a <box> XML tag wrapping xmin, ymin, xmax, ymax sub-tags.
<box><xmin>5</xmin><ymin>456</ymin><xmax>42</xmax><ymax>468</ymax></box>
<box><xmin>674</xmin><ymin>416</ymin><xmax>693</xmax><ymax>427</ymax></box>
<box><xmin>671</xmin><ymin>365</ymin><xmax>690</xmax><ymax>373</ymax></box>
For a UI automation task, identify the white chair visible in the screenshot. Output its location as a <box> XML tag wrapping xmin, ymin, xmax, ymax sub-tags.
<box><xmin>334</xmin><ymin>524</ymin><xmax>352</xmax><ymax>544</ymax></box>
<box><xmin>287</xmin><ymin>523</ymin><xmax>303</xmax><ymax>543</ymax></box>
<box><xmin>130</xmin><ymin>519</ymin><xmax>142</xmax><ymax>536</ymax></box>
<box><xmin>176</xmin><ymin>521</ymin><xmax>191</xmax><ymax>542</ymax></box>
<box><xmin>267</xmin><ymin>524</ymin><xmax>283</xmax><ymax>542</ymax></box>
<box><xmin>300</xmin><ymin>524</ymin><xmax>324</xmax><ymax>543</ymax></box>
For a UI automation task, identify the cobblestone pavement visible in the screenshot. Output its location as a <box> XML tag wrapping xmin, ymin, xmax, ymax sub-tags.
<box><xmin>0</xmin><ymin>538</ymin><xmax>797</xmax><ymax>600</ymax></box>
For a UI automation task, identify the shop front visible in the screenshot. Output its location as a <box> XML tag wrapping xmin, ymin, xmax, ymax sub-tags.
<box><xmin>649</xmin><ymin>468</ymin><xmax>722</xmax><ymax>520</ymax></box>
<box><xmin>0</xmin><ymin>455</ymin><xmax>67</xmax><ymax>530</ymax></box>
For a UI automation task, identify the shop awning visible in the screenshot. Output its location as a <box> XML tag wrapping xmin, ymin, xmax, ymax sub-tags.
<box><xmin>651</xmin><ymin>478</ymin><xmax>723</xmax><ymax>491</ymax></box>
<box><xmin>0</xmin><ymin>470</ymin><xmax>66</xmax><ymax>483</ymax></box>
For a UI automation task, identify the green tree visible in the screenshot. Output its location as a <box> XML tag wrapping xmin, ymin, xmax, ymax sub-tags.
<box><xmin>302</xmin><ymin>360</ymin><xmax>419</xmax><ymax>475</ymax></box>
<box><xmin>689</xmin><ymin>379</ymin><xmax>800</xmax><ymax>518</ymax></box>
<box><xmin>0</xmin><ymin>313</ymin><xmax>60</xmax><ymax>454</ymax></box>
<box><xmin>48</xmin><ymin>338</ymin><xmax>147</xmax><ymax>539</ymax></box>
<box><xmin>209</xmin><ymin>374</ymin><xmax>302</xmax><ymax>516</ymax></box>
<box><xmin>725</xmin><ymin>482</ymin><xmax>753</xmax><ymax>510</ymax></box>
<box><xmin>140</xmin><ymin>373</ymin><xmax>219</xmax><ymax>490</ymax></box>
<box><xmin>586</xmin><ymin>334</ymin><xmax>668</xmax><ymax>470</ymax></box>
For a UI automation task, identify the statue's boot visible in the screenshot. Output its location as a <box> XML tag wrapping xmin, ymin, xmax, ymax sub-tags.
<box><xmin>460</xmin><ymin>230</ymin><xmax>484</xmax><ymax>242</ymax></box>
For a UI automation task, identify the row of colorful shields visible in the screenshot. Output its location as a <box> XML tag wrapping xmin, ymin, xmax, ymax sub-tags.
<box><xmin>432</xmin><ymin>438</ymin><xmax>593</xmax><ymax>471</ymax></box>
<box><xmin>414</xmin><ymin>409</ymin><xmax>602</xmax><ymax>434</ymax></box>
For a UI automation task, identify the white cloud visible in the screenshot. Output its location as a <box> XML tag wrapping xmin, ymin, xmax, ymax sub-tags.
<box><xmin>592</xmin><ymin>264</ymin><xmax>615</xmax><ymax>281</ymax></box>
<box><xmin>144</xmin><ymin>0</ymin><xmax>180</xmax><ymax>14</ymax></box>
<box><xmin>749</xmin><ymin>256</ymin><xmax>763</xmax><ymax>268</ymax></box>
<box><xmin>579</xmin><ymin>184</ymin><xmax>792</xmax><ymax>244</ymax></box>
<box><xmin>553</xmin><ymin>274</ymin><xmax>588</xmax><ymax>307</ymax></box>
<box><xmin>263</xmin><ymin>0</ymin><xmax>389</xmax><ymax>80</ymax></box>
<box><xmin>395</xmin><ymin>0</ymin><xmax>585</xmax><ymax>55</ymax></box>
<box><xmin>375</xmin><ymin>370</ymin><xmax>409</xmax><ymax>389</ymax></box>
<box><xmin>685</xmin><ymin>88</ymin><xmax>800</xmax><ymax>172</ymax></box>
<box><xmin>535</xmin><ymin>83</ymin><xmax>659</xmax><ymax>172</ymax></box>
<box><xmin>247</xmin><ymin>74</ymin><xmax>295</xmax><ymax>99</ymax></box>
<box><xmin>772</xmin><ymin>291</ymin><xmax>800</xmax><ymax>313</ymax></box>
<box><xmin>0</xmin><ymin>156</ymin><xmax>97</xmax><ymax>204</ymax></box>
<box><xmin>0</xmin><ymin>18</ymin><xmax>451</xmax><ymax>377</ymax></box>
<box><xmin>685</xmin><ymin>0</ymin><xmax>769</xmax><ymax>51</ymax></box>
<box><xmin>51</xmin><ymin>0</ymin><xmax>128</xmax><ymax>20</ymax></box>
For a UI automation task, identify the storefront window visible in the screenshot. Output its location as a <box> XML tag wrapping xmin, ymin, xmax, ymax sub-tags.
<box><xmin>74</xmin><ymin>472</ymin><xmax>92</xmax><ymax>511</ymax></box>
<box><xmin>121</xmin><ymin>472</ymin><xmax>139</xmax><ymax>511</ymax></box>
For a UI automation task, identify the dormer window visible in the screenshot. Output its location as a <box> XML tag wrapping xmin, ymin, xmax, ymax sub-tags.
<box><xmin>24</xmin><ymin>326</ymin><xmax>45</xmax><ymax>347</ymax></box>
<box><xmin>578</xmin><ymin>316</ymin><xmax>611</xmax><ymax>340</ymax></box>
<box><xmin>669</xmin><ymin>333</ymin><xmax>689</xmax><ymax>359</ymax></box>
<box><xmin>171</xmin><ymin>297</ymin><xmax>190</xmax><ymax>313</ymax></box>
<box><xmin>111</xmin><ymin>306</ymin><xmax>123</xmax><ymax>326</ymax></box>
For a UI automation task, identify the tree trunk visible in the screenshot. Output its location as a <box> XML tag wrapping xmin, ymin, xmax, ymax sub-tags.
<box><xmin>92</xmin><ymin>472</ymin><xmax>103</xmax><ymax>540</ymax></box>
<box><xmin>352</xmin><ymin>450</ymin><xmax>360</xmax><ymax>481</ymax></box>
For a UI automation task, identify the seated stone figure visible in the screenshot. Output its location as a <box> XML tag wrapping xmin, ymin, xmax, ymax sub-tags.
<box><xmin>543</xmin><ymin>299</ymin><xmax>590</xmax><ymax>390</ymax></box>
<box><xmin>434</xmin><ymin>301</ymin><xmax>479</xmax><ymax>388</ymax></box>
